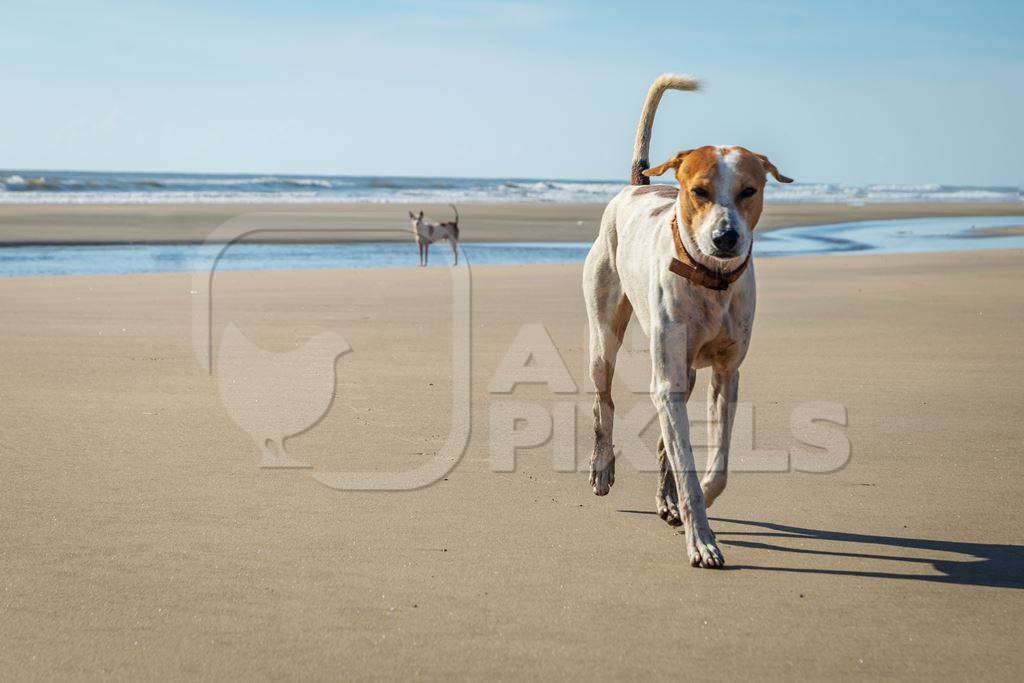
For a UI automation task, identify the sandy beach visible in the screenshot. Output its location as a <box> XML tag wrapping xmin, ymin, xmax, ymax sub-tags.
<box><xmin>1</xmin><ymin>197</ymin><xmax>1022</xmax><ymax>678</ymax></box>
<box><xmin>6</xmin><ymin>0</ymin><xmax>1022</xmax><ymax>677</ymax></box>
<box><xmin>0</xmin><ymin>200</ymin><xmax>1021</xmax><ymax>244</ymax></box>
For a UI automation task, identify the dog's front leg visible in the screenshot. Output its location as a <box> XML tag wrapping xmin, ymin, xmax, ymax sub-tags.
<box><xmin>650</xmin><ymin>322</ymin><xmax>724</xmax><ymax>568</ymax></box>
<box><xmin>704</xmin><ymin>369</ymin><xmax>738</xmax><ymax>507</ymax></box>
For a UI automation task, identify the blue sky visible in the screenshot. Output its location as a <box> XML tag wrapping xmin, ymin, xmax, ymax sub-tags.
<box><xmin>2</xmin><ymin>0</ymin><xmax>1022</xmax><ymax>185</ymax></box>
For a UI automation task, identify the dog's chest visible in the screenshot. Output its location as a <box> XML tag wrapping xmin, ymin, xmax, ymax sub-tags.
<box><xmin>664</xmin><ymin>277</ymin><xmax>754</xmax><ymax>365</ymax></box>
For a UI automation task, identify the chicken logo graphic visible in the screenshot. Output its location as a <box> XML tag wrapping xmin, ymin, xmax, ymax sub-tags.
<box><xmin>216</xmin><ymin>323</ymin><xmax>352</xmax><ymax>468</ymax></box>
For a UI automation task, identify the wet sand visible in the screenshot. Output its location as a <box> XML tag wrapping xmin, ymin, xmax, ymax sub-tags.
<box><xmin>965</xmin><ymin>224</ymin><xmax>1024</xmax><ymax>238</ymax></box>
<box><xmin>1</xmin><ymin>247</ymin><xmax>1022</xmax><ymax>679</ymax></box>
<box><xmin>0</xmin><ymin>200</ymin><xmax>1021</xmax><ymax>243</ymax></box>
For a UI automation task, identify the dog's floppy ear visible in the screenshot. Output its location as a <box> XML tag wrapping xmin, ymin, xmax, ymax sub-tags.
<box><xmin>418</xmin><ymin>210</ymin><xmax>424</xmax><ymax>219</ymax></box>
<box><xmin>642</xmin><ymin>150</ymin><xmax>693</xmax><ymax>178</ymax></box>
<box><xmin>754</xmin><ymin>153</ymin><xmax>793</xmax><ymax>184</ymax></box>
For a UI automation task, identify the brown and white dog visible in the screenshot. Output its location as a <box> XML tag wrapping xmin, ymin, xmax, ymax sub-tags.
<box><xmin>583</xmin><ymin>74</ymin><xmax>792</xmax><ymax>568</ymax></box>
<box><xmin>409</xmin><ymin>205</ymin><xmax>460</xmax><ymax>266</ymax></box>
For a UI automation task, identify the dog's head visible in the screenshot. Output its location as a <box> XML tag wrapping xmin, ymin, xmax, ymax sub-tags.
<box><xmin>644</xmin><ymin>146</ymin><xmax>792</xmax><ymax>268</ymax></box>
<box><xmin>408</xmin><ymin>210</ymin><xmax>424</xmax><ymax>226</ymax></box>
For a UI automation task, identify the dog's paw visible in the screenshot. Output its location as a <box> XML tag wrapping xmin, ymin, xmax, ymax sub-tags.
<box><xmin>657</xmin><ymin>499</ymin><xmax>682</xmax><ymax>526</ymax></box>
<box><xmin>684</xmin><ymin>522</ymin><xmax>725</xmax><ymax>569</ymax></box>
<box><xmin>589</xmin><ymin>453</ymin><xmax>615</xmax><ymax>496</ymax></box>
<box><xmin>656</xmin><ymin>487</ymin><xmax>682</xmax><ymax>527</ymax></box>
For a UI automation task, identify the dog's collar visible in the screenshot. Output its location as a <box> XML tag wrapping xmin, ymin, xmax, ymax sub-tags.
<box><xmin>668</xmin><ymin>213</ymin><xmax>751</xmax><ymax>291</ymax></box>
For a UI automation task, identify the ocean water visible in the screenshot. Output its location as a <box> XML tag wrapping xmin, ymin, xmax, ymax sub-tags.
<box><xmin>756</xmin><ymin>215</ymin><xmax>1024</xmax><ymax>256</ymax></box>
<box><xmin>0</xmin><ymin>170</ymin><xmax>1020</xmax><ymax>205</ymax></box>
<box><xmin>1</xmin><ymin>216</ymin><xmax>1021</xmax><ymax>277</ymax></box>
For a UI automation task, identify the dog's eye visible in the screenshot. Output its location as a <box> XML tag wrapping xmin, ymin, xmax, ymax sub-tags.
<box><xmin>691</xmin><ymin>187</ymin><xmax>710</xmax><ymax>200</ymax></box>
<box><xmin>738</xmin><ymin>187</ymin><xmax>757</xmax><ymax>200</ymax></box>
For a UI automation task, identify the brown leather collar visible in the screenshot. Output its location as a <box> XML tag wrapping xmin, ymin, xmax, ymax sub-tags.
<box><xmin>668</xmin><ymin>213</ymin><xmax>751</xmax><ymax>291</ymax></box>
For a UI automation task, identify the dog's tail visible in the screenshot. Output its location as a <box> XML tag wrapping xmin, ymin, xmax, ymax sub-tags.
<box><xmin>448</xmin><ymin>204</ymin><xmax>460</xmax><ymax>240</ymax></box>
<box><xmin>630</xmin><ymin>73</ymin><xmax>701</xmax><ymax>185</ymax></box>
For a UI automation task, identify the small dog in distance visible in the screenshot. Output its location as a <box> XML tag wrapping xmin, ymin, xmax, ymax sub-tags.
<box><xmin>409</xmin><ymin>205</ymin><xmax>460</xmax><ymax>266</ymax></box>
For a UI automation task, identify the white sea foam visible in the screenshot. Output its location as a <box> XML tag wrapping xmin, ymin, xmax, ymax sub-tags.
<box><xmin>0</xmin><ymin>170</ymin><xmax>1018</xmax><ymax>205</ymax></box>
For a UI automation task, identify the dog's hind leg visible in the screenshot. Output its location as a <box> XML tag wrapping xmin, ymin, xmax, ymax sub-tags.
<box><xmin>703</xmin><ymin>369</ymin><xmax>738</xmax><ymax>507</ymax></box>
<box><xmin>583</xmin><ymin>224</ymin><xmax>631</xmax><ymax>496</ymax></box>
<box><xmin>656</xmin><ymin>367</ymin><xmax>693</xmax><ymax>525</ymax></box>
<box><xmin>656</xmin><ymin>438</ymin><xmax>679</xmax><ymax>524</ymax></box>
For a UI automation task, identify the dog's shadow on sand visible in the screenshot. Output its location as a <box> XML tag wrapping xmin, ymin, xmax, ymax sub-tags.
<box><xmin>618</xmin><ymin>512</ymin><xmax>1024</xmax><ymax>588</ymax></box>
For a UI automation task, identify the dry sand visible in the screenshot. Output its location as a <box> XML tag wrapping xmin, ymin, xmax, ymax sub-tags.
<box><xmin>0</xmin><ymin>200</ymin><xmax>1021</xmax><ymax>243</ymax></box>
<box><xmin>1</xmin><ymin>236</ymin><xmax>1022</xmax><ymax>677</ymax></box>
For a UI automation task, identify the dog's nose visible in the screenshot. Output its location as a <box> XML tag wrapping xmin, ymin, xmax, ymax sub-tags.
<box><xmin>711</xmin><ymin>227</ymin><xmax>739</xmax><ymax>252</ymax></box>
